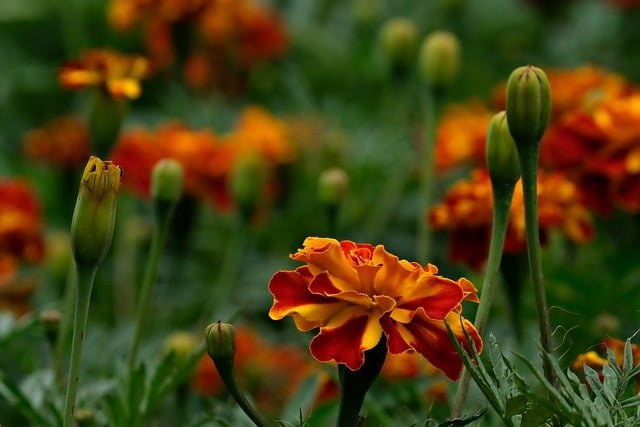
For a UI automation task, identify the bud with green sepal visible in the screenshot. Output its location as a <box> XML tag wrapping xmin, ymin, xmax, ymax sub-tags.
<box><xmin>418</xmin><ymin>31</ymin><xmax>461</xmax><ymax>94</ymax></box>
<box><xmin>205</xmin><ymin>321</ymin><xmax>268</xmax><ymax>427</ymax></box>
<box><xmin>379</xmin><ymin>17</ymin><xmax>418</xmax><ymax>78</ymax></box>
<box><xmin>505</xmin><ymin>65</ymin><xmax>551</xmax><ymax>145</ymax></box>
<box><xmin>229</xmin><ymin>153</ymin><xmax>268</xmax><ymax>222</ymax></box>
<box><xmin>486</xmin><ymin>111</ymin><xmax>520</xmax><ymax>186</ymax></box>
<box><xmin>505</xmin><ymin>65</ymin><xmax>556</xmax><ymax>387</ymax></box>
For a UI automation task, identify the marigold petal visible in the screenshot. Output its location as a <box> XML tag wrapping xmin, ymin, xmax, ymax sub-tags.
<box><xmin>458</xmin><ymin>277</ymin><xmax>480</xmax><ymax>303</ymax></box>
<box><xmin>372</xmin><ymin>246</ymin><xmax>422</xmax><ymax>298</ymax></box>
<box><xmin>381</xmin><ymin>314</ymin><xmax>412</xmax><ymax>354</ymax></box>
<box><xmin>396</xmin><ymin>275</ymin><xmax>465</xmax><ymax>320</ymax></box>
<box><xmin>310</xmin><ymin>311</ymin><xmax>383</xmax><ymax>370</ymax></box>
<box><xmin>292</xmin><ymin>237</ymin><xmax>359</xmax><ymax>291</ymax></box>
<box><xmin>392</xmin><ymin>311</ymin><xmax>482</xmax><ymax>380</ymax></box>
<box><xmin>308</xmin><ymin>272</ymin><xmax>374</xmax><ymax>307</ymax></box>
<box><xmin>268</xmin><ymin>268</ymin><xmax>343</xmax><ymax>326</ymax></box>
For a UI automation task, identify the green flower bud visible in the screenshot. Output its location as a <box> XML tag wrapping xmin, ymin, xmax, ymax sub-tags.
<box><xmin>418</xmin><ymin>31</ymin><xmax>461</xmax><ymax>93</ymax></box>
<box><xmin>318</xmin><ymin>167</ymin><xmax>349</xmax><ymax>205</ymax></box>
<box><xmin>151</xmin><ymin>159</ymin><xmax>184</xmax><ymax>203</ymax></box>
<box><xmin>379</xmin><ymin>18</ymin><xmax>418</xmax><ymax>74</ymax></box>
<box><xmin>205</xmin><ymin>321</ymin><xmax>236</xmax><ymax>364</ymax></box>
<box><xmin>505</xmin><ymin>65</ymin><xmax>551</xmax><ymax>143</ymax></box>
<box><xmin>352</xmin><ymin>0</ymin><xmax>383</xmax><ymax>26</ymax></box>
<box><xmin>229</xmin><ymin>153</ymin><xmax>268</xmax><ymax>216</ymax></box>
<box><xmin>163</xmin><ymin>331</ymin><xmax>199</xmax><ymax>364</ymax></box>
<box><xmin>486</xmin><ymin>111</ymin><xmax>520</xmax><ymax>186</ymax></box>
<box><xmin>70</xmin><ymin>156</ymin><xmax>121</xmax><ymax>268</ymax></box>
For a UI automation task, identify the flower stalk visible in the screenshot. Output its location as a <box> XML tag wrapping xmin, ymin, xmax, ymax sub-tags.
<box><xmin>128</xmin><ymin>160</ymin><xmax>183</xmax><ymax>371</ymax></box>
<box><xmin>64</xmin><ymin>157</ymin><xmax>121</xmax><ymax>427</ymax></box>
<box><xmin>337</xmin><ymin>338</ymin><xmax>388</xmax><ymax>427</ymax></box>
<box><xmin>506</xmin><ymin>65</ymin><xmax>555</xmax><ymax>385</ymax></box>
<box><xmin>451</xmin><ymin>111</ymin><xmax>520</xmax><ymax>416</ymax></box>
<box><xmin>205</xmin><ymin>322</ymin><xmax>269</xmax><ymax>427</ymax></box>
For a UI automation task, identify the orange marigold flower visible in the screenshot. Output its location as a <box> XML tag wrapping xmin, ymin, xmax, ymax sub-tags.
<box><xmin>226</xmin><ymin>106</ymin><xmax>296</xmax><ymax>165</ymax></box>
<box><xmin>0</xmin><ymin>180</ymin><xmax>45</xmax><ymax>286</ymax></box>
<box><xmin>268</xmin><ymin>237</ymin><xmax>481</xmax><ymax>380</ymax></box>
<box><xmin>542</xmin><ymin>94</ymin><xmax>640</xmax><ymax>214</ymax></box>
<box><xmin>59</xmin><ymin>49</ymin><xmax>152</xmax><ymax>99</ymax></box>
<box><xmin>192</xmin><ymin>326</ymin><xmax>313</xmax><ymax>415</ymax></box>
<box><xmin>435</xmin><ymin>102</ymin><xmax>493</xmax><ymax>172</ymax></box>
<box><xmin>22</xmin><ymin>116</ymin><xmax>90</xmax><ymax>168</ymax></box>
<box><xmin>430</xmin><ymin>170</ymin><xmax>594</xmax><ymax>269</ymax></box>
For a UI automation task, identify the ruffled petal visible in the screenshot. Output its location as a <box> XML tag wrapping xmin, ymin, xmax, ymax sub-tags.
<box><xmin>292</xmin><ymin>237</ymin><xmax>360</xmax><ymax>291</ymax></box>
<box><xmin>309</xmin><ymin>307</ymin><xmax>384</xmax><ymax>370</ymax></box>
<box><xmin>372</xmin><ymin>246</ymin><xmax>423</xmax><ymax>298</ymax></box>
<box><xmin>459</xmin><ymin>277</ymin><xmax>480</xmax><ymax>303</ymax></box>
<box><xmin>395</xmin><ymin>275</ymin><xmax>464</xmax><ymax>320</ymax></box>
<box><xmin>308</xmin><ymin>272</ymin><xmax>376</xmax><ymax>308</ymax></box>
<box><xmin>268</xmin><ymin>268</ymin><xmax>344</xmax><ymax>327</ymax></box>
<box><xmin>390</xmin><ymin>311</ymin><xmax>482</xmax><ymax>380</ymax></box>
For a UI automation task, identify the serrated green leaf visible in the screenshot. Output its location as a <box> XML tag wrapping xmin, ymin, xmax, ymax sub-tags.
<box><xmin>521</xmin><ymin>404</ymin><xmax>553</xmax><ymax>427</ymax></box>
<box><xmin>504</xmin><ymin>395</ymin><xmax>527</xmax><ymax>417</ymax></box>
<box><xmin>623</xmin><ymin>339</ymin><xmax>634</xmax><ymax>375</ymax></box>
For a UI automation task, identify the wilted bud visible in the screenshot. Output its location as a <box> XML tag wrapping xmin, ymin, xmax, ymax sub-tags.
<box><xmin>229</xmin><ymin>154</ymin><xmax>268</xmax><ymax>217</ymax></box>
<box><xmin>505</xmin><ymin>65</ymin><xmax>551</xmax><ymax>143</ymax></box>
<box><xmin>205</xmin><ymin>321</ymin><xmax>236</xmax><ymax>364</ymax></box>
<box><xmin>151</xmin><ymin>159</ymin><xmax>184</xmax><ymax>204</ymax></box>
<box><xmin>318</xmin><ymin>167</ymin><xmax>349</xmax><ymax>205</ymax></box>
<box><xmin>418</xmin><ymin>31</ymin><xmax>461</xmax><ymax>92</ymax></box>
<box><xmin>164</xmin><ymin>331</ymin><xmax>199</xmax><ymax>363</ymax></box>
<box><xmin>70</xmin><ymin>156</ymin><xmax>121</xmax><ymax>267</ymax></box>
<box><xmin>379</xmin><ymin>18</ymin><xmax>418</xmax><ymax>75</ymax></box>
<box><xmin>486</xmin><ymin>112</ymin><xmax>520</xmax><ymax>186</ymax></box>
<box><xmin>40</xmin><ymin>308</ymin><xmax>62</xmax><ymax>345</ymax></box>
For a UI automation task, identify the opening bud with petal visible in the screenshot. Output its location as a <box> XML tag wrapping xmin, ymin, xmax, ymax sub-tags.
<box><xmin>70</xmin><ymin>156</ymin><xmax>121</xmax><ymax>268</ymax></box>
<box><xmin>151</xmin><ymin>159</ymin><xmax>184</xmax><ymax>204</ymax></box>
<box><xmin>505</xmin><ymin>65</ymin><xmax>551</xmax><ymax>144</ymax></box>
<box><xmin>486</xmin><ymin>111</ymin><xmax>520</xmax><ymax>186</ymax></box>
<box><xmin>418</xmin><ymin>31</ymin><xmax>461</xmax><ymax>93</ymax></box>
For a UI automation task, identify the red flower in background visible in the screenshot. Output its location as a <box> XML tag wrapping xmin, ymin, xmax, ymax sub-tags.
<box><xmin>430</xmin><ymin>170</ymin><xmax>594</xmax><ymax>270</ymax></box>
<box><xmin>22</xmin><ymin>116</ymin><xmax>90</xmax><ymax>168</ymax></box>
<box><xmin>0</xmin><ymin>180</ymin><xmax>44</xmax><ymax>287</ymax></box>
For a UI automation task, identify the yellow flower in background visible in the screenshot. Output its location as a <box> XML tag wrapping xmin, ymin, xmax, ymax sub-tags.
<box><xmin>59</xmin><ymin>49</ymin><xmax>152</xmax><ymax>99</ymax></box>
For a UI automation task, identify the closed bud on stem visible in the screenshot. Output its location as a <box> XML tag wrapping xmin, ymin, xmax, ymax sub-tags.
<box><xmin>505</xmin><ymin>65</ymin><xmax>551</xmax><ymax>144</ymax></box>
<box><xmin>205</xmin><ymin>321</ymin><xmax>236</xmax><ymax>365</ymax></box>
<box><xmin>70</xmin><ymin>156</ymin><xmax>121</xmax><ymax>268</ymax></box>
<box><xmin>379</xmin><ymin>18</ymin><xmax>418</xmax><ymax>75</ymax></box>
<box><xmin>486</xmin><ymin>111</ymin><xmax>520</xmax><ymax>186</ymax></box>
<box><xmin>418</xmin><ymin>31</ymin><xmax>461</xmax><ymax>93</ymax></box>
<box><xmin>229</xmin><ymin>153</ymin><xmax>268</xmax><ymax>218</ymax></box>
<box><xmin>318</xmin><ymin>167</ymin><xmax>349</xmax><ymax>205</ymax></box>
<box><xmin>151</xmin><ymin>159</ymin><xmax>184</xmax><ymax>204</ymax></box>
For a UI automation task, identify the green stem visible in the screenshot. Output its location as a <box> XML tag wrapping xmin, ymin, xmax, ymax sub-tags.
<box><xmin>199</xmin><ymin>216</ymin><xmax>246</xmax><ymax>325</ymax></box>
<box><xmin>63</xmin><ymin>264</ymin><xmax>97</xmax><ymax>427</ymax></box>
<box><xmin>128</xmin><ymin>202</ymin><xmax>173</xmax><ymax>372</ymax></box>
<box><xmin>215</xmin><ymin>359</ymin><xmax>269</xmax><ymax>427</ymax></box>
<box><xmin>417</xmin><ymin>93</ymin><xmax>441</xmax><ymax>264</ymax></box>
<box><xmin>56</xmin><ymin>259</ymin><xmax>76</xmax><ymax>389</ymax></box>
<box><xmin>519</xmin><ymin>142</ymin><xmax>556</xmax><ymax>385</ymax></box>
<box><xmin>337</xmin><ymin>338</ymin><xmax>387</xmax><ymax>427</ymax></box>
<box><xmin>451</xmin><ymin>182</ymin><xmax>516</xmax><ymax>417</ymax></box>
